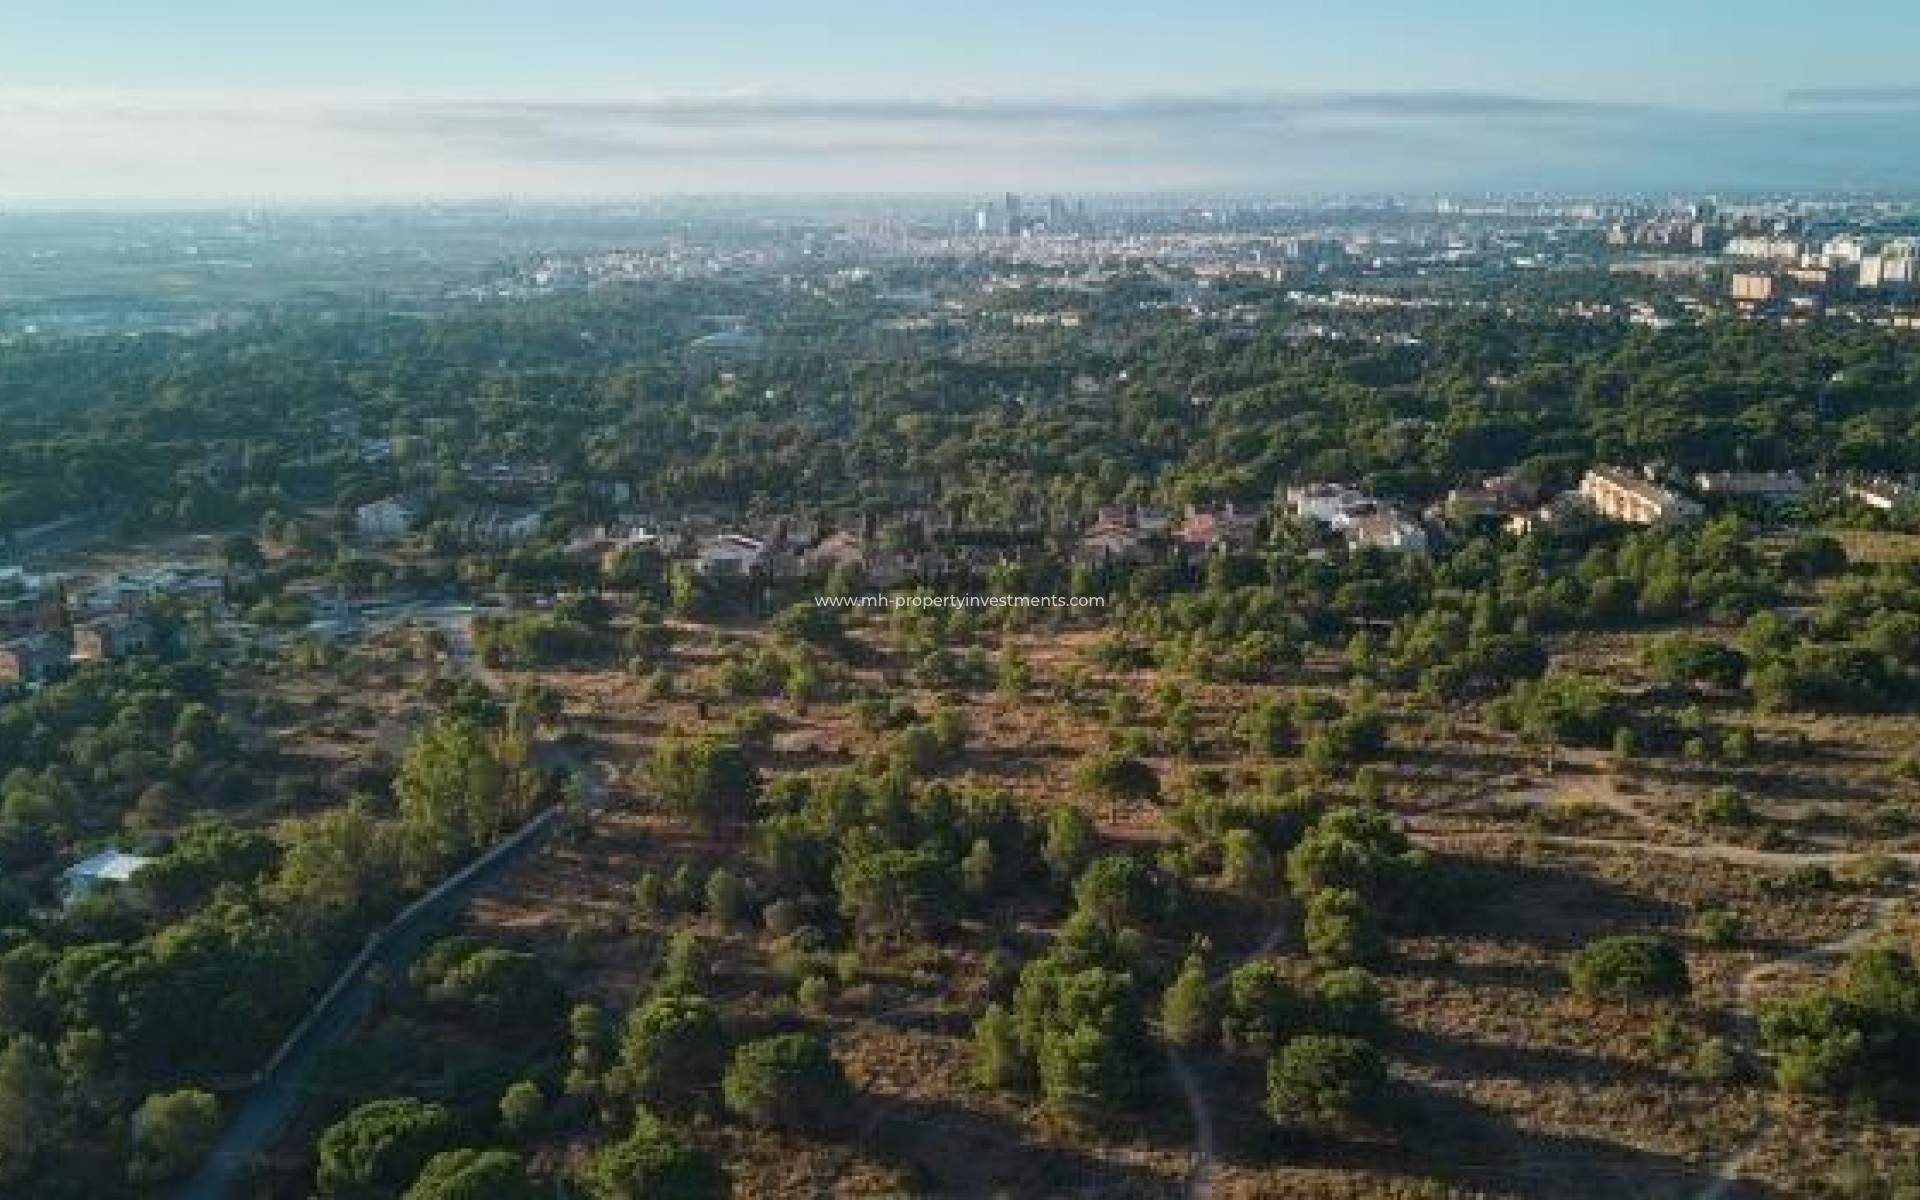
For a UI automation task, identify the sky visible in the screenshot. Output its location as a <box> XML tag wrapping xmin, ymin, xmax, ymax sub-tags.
<box><xmin>2</xmin><ymin>0</ymin><xmax>1919</xmax><ymax>201</ymax></box>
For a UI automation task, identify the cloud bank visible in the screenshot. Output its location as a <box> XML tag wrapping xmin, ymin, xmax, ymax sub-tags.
<box><xmin>2</xmin><ymin>90</ymin><xmax>1916</xmax><ymax>200</ymax></box>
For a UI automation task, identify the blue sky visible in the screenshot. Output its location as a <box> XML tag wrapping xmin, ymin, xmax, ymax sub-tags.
<box><xmin>1</xmin><ymin>1</ymin><xmax>1917</xmax><ymax>199</ymax></box>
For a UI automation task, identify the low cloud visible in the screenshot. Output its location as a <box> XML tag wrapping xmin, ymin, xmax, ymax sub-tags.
<box><xmin>0</xmin><ymin>89</ymin><xmax>1913</xmax><ymax>200</ymax></box>
<box><xmin>1784</xmin><ymin>87</ymin><xmax>1920</xmax><ymax>111</ymax></box>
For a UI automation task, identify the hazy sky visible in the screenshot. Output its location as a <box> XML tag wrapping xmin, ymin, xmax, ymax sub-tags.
<box><xmin>3</xmin><ymin>0</ymin><xmax>1918</xmax><ymax>200</ymax></box>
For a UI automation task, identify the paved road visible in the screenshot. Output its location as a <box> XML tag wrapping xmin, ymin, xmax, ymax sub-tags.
<box><xmin>176</xmin><ymin>782</ymin><xmax>588</xmax><ymax>1200</ymax></box>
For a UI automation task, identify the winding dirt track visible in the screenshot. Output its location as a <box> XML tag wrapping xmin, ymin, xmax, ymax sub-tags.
<box><xmin>1160</xmin><ymin>774</ymin><xmax>1913</xmax><ymax>1200</ymax></box>
<box><xmin>1438</xmin><ymin>774</ymin><xmax>1914</xmax><ymax>1200</ymax></box>
<box><xmin>1695</xmin><ymin>895</ymin><xmax>1902</xmax><ymax>1200</ymax></box>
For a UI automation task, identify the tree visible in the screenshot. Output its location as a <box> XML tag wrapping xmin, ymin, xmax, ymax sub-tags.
<box><xmin>1042</xmin><ymin>806</ymin><xmax>1097</xmax><ymax>882</ymax></box>
<box><xmin>770</xmin><ymin>602</ymin><xmax>844</xmax><ymax>648</ymax></box>
<box><xmin>615</xmin><ymin>993</ymin><xmax>727</xmax><ymax>1114</ymax></box>
<box><xmin>704</xmin><ymin>868</ymin><xmax>748</xmax><ymax>926</ymax></box>
<box><xmin>1038</xmin><ymin>1021</ymin><xmax>1141</xmax><ymax>1122</ymax></box>
<box><xmin>396</xmin><ymin>716</ymin><xmax>536</xmax><ymax>867</ymax></box>
<box><xmin>1074</xmin><ymin>752</ymin><xmax>1161</xmax><ymax>809</ymax></box>
<box><xmin>422</xmin><ymin>946</ymin><xmax>565</xmax><ymax>1030</ymax></box>
<box><xmin>0</xmin><ymin>1036</ymin><xmax>59</xmax><ymax>1183</ymax></box>
<box><xmin>1219</xmin><ymin>829</ymin><xmax>1275</xmax><ymax>896</ymax></box>
<box><xmin>1221</xmin><ymin>961</ymin><xmax>1305</xmax><ymax>1054</ymax></box>
<box><xmin>1285</xmin><ymin>806</ymin><xmax>1421</xmax><ymax>908</ymax></box>
<box><xmin>1758</xmin><ymin>942</ymin><xmax>1920</xmax><ymax>1110</ymax></box>
<box><xmin>566</xmin><ymin>1003</ymin><xmax>613</xmax><ymax>1103</ymax></box>
<box><xmin>1238</xmin><ymin>698</ymin><xmax>1293</xmax><ymax>757</ymax></box>
<box><xmin>1643</xmin><ymin>635</ymin><xmax>1747</xmax><ymax>689</ymax></box>
<box><xmin>1760</xmin><ymin>992</ymin><xmax>1876</xmax><ymax>1101</ymax></box>
<box><xmin>272</xmin><ymin>800</ymin><xmax>409</xmax><ymax>928</ymax></box>
<box><xmin>834</xmin><ymin>845</ymin><xmax>961</xmax><ymax>943</ymax></box>
<box><xmin>1024</xmin><ymin>966</ymin><xmax>1152</xmax><ymax>1118</ymax></box>
<box><xmin>1314</xmin><ymin>968</ymin><xmax>1388</xmax><ymax>1037</ymax></box>
<box><xmin>498</xmin><ymin>1079</ymin><xmax>545</xmax><ymax>1140</ymax></box>
<box><xmin>582</xmin><ymin>1113</ymin><xmax>726</xmax><ymax>1200</ymax></box>
<box><xmin>405</xmin><ymin>1149</ymin><xmax>540</xmax><ymax>1200</ymax></box>
<box><xmin>960</xmin><ymin>837</ymin><xmax>998</xmax><ymax>899</ymax></box>
<box><xmin>647</xmin><ymin>738</ymin><xmax>758</xmax><ymax>831</ymax></box>
<box><xmin>1780</xmin><ymin>534</ymin><xmax>1847</xmax><ymax>581</ymax></box>
<box><xmin>1265</xmin><ymin>1035</ymin><xmax>1391</xmax><ymax>1132</ymax></box>
<box><xmin>972</xmin><ymin>1002</ymin><xmax>1028</xmax><ymax>1089</ymax></box>
<box><xmin>130</xmin><ymin>1088</ymin><xmax>220</xmax><ymax>1185</ymax></box>
<box><xmin>657</xmin><ymin>930</ymin><xmax>711</xmax><ymax>995</ymax></box>
<box><xmin>721</xmin><ymin>1033</ymin><xmax>854</xmax><ymax>1132</ymax></box>
<box><xmin>315</xmin><ymin>1098</ymin><xmax>461</xmax><ymax>1200</ymax></box>
<box><xmin>1161</xmin><ymin>953</ymin><xmax>1217</xmax><ymax>1048</ymax></box>
<box><xmin>1568</xmin><ymin>935</ymin><xmax>1691</xmax><ymax>1002</ymax></box>
<box><xmin>1305</xmin><ymin>888</ymin><xmax>1386</xmax><ymax>967</ymax></box>
<box><xmin>1072</xmin><ymin>854</ymin><xmax>1158</xmax><ymax>932</ymax></box>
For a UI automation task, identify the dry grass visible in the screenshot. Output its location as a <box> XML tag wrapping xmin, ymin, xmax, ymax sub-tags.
<box><xmin>341</xmin><ymin>604</ymin><xmax>1920</xmax><ymax>1198</ymax></box>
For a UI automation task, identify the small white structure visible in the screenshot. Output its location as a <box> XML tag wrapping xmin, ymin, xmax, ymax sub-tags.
<box><xmin>694</xmin><ymin>533</ymin><xmax>768</xmax><ymax>577</ymax></box>
<box><xmin>61</xmin><ymin>850</ymin><xmax>156</xmax><ymax>905</ymax></box>
<box><xmin>1694</xmin><ymin>471</ymin><xmax>1805</xmax><ymax>502</ymax></box>
<box><xmin>1286</xmin><ymin>483</ymin><xmax>1429</xmax><ymax>554</ymax></box>
<box><xmin>1344</xmin><ymin>511</ymin><xmax>1430</xmax><ymax>554</ymax></box>
<box><xmin>1286</xmin><ymin>483</ymin><xmax>1375</xmax><ymax>526</ymax></box>
<box><xmin>355</xmin><ymin>498</ymin><xmax>419</xmax><ymax>539</ymax></box>
<box><xmin>1848</xmin><ymin>480</ymin><xmax>1912</xmax><ymax>513</ymax></box>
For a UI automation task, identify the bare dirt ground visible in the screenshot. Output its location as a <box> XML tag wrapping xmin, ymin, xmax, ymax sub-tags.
<box><xmin>420</xmin><ymin>611</ymin><xmax>1920</xmax><ymax>1198</ymax></box>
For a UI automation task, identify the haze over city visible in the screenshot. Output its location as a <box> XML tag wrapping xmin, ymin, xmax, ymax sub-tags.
<box><xmin>5</xmin><ymin>0</ymin><xmax>1920</xmax><ymax>200</ymax></box>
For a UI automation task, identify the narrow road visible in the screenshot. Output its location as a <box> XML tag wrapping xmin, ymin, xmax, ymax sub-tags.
<box><xmin>176</xmin><ymin>755</ymin><xmax>610</xmax><ymax>1199</ymax></box>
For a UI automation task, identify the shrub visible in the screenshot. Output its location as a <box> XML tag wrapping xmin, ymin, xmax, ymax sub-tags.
<box><xmin>582</xmin><ymin>1113</ymin><xmax>725</xmax><ymax>1200</ymax></box>
<box><xmin>315</xmin><ymin>1098</ymin><xmax>461</xmax><ymax>1199</ymax></box>
<box><xmin>614</xmin><ymin>993</ymin><xmax>727</xmax><ymax>1114</ymax></box>
<box><xmin>1693</xmin><ymin>786</ymin><xmax>1753</xmax><ymax>826</ymax></box>
<box><xmin>1221</xmin><ymin>961</ymin><xmax>1305</xmax><ymax>1054</ymax></box>
<box><xmin>128</xmin><ymin>1088</ymin><xmax>220</xmax><ymax>1185</ymax></box>
<box><xmin>721</xmin><ymin>1033</ymin><xmax>854</xmax><ymax>1131</ymax></box>
<box><xmin>1567</xmin><ymin>935</ymin><xmax>1691</xmax><ymax>1002</ymax></box>
<box><xmin>1690</xmin><ymin>908</ymin><xmax>1743</xmax><ymax>948</ymax></box>
<box><xmin>404</xmin><ymin>1149</ymin><xmax>539</xmax><ymax>1200</ymax></box>
<box><xmin>1304</xmin><ymin>888</ymin><xmax>1386</xmax><ymax>967</ymax></box>
<box><xmin>1264</xmin><ymin>1035</ymin><xmax>1390</xmax><ymax>1132</ymax></box>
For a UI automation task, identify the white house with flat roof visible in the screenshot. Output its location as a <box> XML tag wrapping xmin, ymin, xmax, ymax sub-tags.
<box><xmin>61</xmin><ymin>850</ymin><xmax>156</xmax><ymax>906</ymax></box>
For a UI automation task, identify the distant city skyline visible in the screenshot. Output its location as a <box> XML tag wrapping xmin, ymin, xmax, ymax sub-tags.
<box><xmin>3</xmin><ymin>1</ymin><xmax>1919</xmax><ymax>201</ymax></box>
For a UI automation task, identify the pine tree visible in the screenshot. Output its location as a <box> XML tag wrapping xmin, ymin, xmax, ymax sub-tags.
<box><xmin>1161</xmin><ymin>953</ymin><xmax>1216</xmax><ymax>1048</ymax></box>
<box><xmin>971</xmin><ymin>1002</ymin><xmax>1028</xmax><ymax>1089</ymax></box>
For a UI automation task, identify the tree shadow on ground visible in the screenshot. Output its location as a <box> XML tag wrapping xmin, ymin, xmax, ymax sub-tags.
<box><xmin>857</xmin><ymin>1090</ymin><xmax>1184</xmax><ymax>1198</ymax></box>
<box><xmin>1430</xmin><ymin>855</ymin><xmax>1690</xmax><ymax>954</ymax></box>
<box><xmin>1204</xmin><ymin>1076</ymin><xmax>1746</xmax><ymax>1200</ymax></box>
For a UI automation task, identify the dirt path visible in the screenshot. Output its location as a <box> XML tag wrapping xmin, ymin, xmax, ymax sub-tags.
<box><xmin>1456</xmin><ymin>773</ymin><xmax>1912</xmax><ymax>1200</ymax></box>
<box><xmin>1165</xmin><ymin>918</ymin><xmax>1290</xmax><ymax>1199</ymax></box>
<box><xmin>1695</xmin><ymin>895</ymin><xmax>1903</xmax><ymax>1200</ymax></box>
<box><xmin>1424</xmin><ymin>773</ymin><xmax>1920</xmax><ymax>871</ymax></box>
